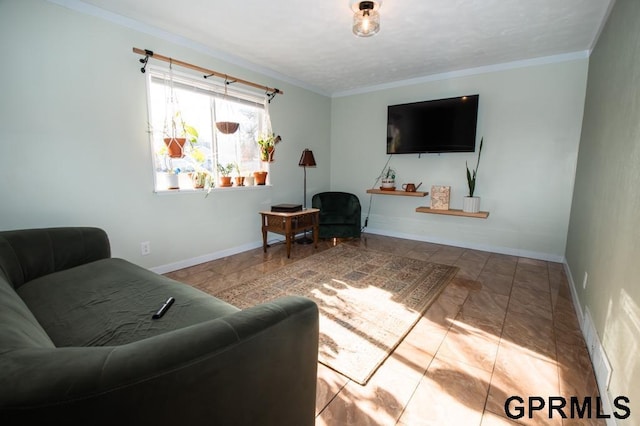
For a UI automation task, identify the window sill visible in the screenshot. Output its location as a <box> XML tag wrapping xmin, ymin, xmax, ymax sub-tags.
<box><xmin>154</xmin><ymin>184</ymin><xmax>272</xmax><ymax>195</ymax></box>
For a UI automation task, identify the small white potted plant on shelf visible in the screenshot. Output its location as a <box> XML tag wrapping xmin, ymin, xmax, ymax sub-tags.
<box><xmin>381</xmin><ymin>166</ymin><xmax>396</xmax><ymax>190</ymax></box>
<box><xmin>463</xmin><ymin>138</ymin><xmax>483</xmax><ymax>213</ymax></box>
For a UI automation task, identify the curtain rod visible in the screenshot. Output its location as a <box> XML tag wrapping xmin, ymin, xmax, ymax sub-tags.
<box><xmin>133</xmin><ymin>47</ymin><xmax>283</xmax><ymax>102</ymax></box>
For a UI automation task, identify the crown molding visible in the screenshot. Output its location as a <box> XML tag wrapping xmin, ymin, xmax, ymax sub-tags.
<box><xmin>332</xmin><ymin>50</ymin><xmax>590</xmax><ymax>98</ymax></box>
<box><xmin>46</xmin><ymin>0</ymin><xmax>330</xmax><ymax>97</ymax></box>
<box><xmin>46</xmin><ymin>0</ymin><xmax>592</xmax><ymax>99</ymax></box>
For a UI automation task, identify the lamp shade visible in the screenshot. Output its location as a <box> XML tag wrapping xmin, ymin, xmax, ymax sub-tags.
<box><xmin>353</xmin><ymin>1</ymin><xmax>380</xmax><ymax>37</ymax></box>
<box><xmin>298</xmin><ymin>149</ymin><xmax>316</xmax><ymax>167</ymax></box>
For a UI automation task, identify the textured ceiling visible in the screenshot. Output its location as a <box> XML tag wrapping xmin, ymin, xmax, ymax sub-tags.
<box><xmin>69</xmin><ymin>0</ymin><xmax>613</xmax><ymax>96</ymax></box>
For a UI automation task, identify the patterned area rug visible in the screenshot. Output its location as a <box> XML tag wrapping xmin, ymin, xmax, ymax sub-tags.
<box><xmin>215</xmin><ymin>244</ymin><xmax>458</xmax><ymax>385</ymax></box>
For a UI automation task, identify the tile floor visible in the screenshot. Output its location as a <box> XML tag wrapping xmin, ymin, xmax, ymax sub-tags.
<box><xmin>165</xmin><ymin>233</ymin><xmax>603</xmax><ymax>426</ymax></box>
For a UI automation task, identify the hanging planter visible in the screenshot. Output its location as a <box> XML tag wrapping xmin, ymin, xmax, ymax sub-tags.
<box><xmin>260</xmin><ymin>146</ymin><xmax>274</xmax><ymax>162</ymax></box>
<box><xmin>256</xmin><ymin>98</ymin><xmax>279</xmax><ymax>162</ymax></box>
<box><xmin>163</xmin><ymin>137</ymin><xmax>187</xmax><ymax>158</ymax></box>
<box><xmin>161</xmin><ymin>62</ymin><xmax>198</xmax><ymax>158</ymax></box>
<box><xmin>257</xmin><ymin>134</ymin><xmax>281</xmax><ymax>162</ymax></box>
<box><xmin>215</xmin><ymin>79</ymin><xmax>240</xmax><ymax>134</ymax></box>
<box><xmin>215</xmin><ymin>121</ymin><xmax>240</xmax><ymax>134</ymax></box>
<box><xmin>162</xmin><ymin>112</ymin><xmax>198</xmax><ymax>159</ymax></box>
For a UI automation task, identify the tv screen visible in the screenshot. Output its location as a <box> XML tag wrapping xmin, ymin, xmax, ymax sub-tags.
<box><xmin>387</xmin><ymin>94</ymin><xmax>479</xmax><ymax>154</ymax></box>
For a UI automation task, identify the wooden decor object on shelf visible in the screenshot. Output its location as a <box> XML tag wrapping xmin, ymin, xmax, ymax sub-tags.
<box><xmin>430</xmin><ymin>186</ymin><xmax>450</xmax><ymax>210</ymax></box>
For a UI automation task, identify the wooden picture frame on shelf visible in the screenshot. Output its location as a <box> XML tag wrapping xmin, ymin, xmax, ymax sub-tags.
<box><xmin>430</xmin><ymin>185</ymin><xmax>450</xmax><ymax>210</ymax></box>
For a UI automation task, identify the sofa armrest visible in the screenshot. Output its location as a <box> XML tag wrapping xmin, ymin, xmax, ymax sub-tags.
<box><xmin>0</xmin><ymin>227</ymin><xmax>110</xmax><ymax>289</ymax></box>
<box><xmin>0</xmin><ymin>295</ymin><xmax>319</xmax><ymax>426</ymax></box>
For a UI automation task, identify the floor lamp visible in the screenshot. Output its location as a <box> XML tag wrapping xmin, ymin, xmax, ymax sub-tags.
<box><xmin>297</xmin><ymin>149</ymin><xmax>316</xmax><ymax>244</ymax></box>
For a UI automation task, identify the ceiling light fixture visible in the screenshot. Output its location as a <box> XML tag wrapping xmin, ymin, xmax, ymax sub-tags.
<box><xmin>352</xmin><ymin>1</ymin><xmax>380</xmax><ymax>37</ymax></box>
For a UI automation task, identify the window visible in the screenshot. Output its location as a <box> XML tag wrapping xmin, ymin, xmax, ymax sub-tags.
<box><xmin>146</xmin><ymin>67</ymin><xmax>270</xmax><ymax>192</ymax></box>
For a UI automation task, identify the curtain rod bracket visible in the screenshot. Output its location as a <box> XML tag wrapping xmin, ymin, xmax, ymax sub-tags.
<box><xmin>139</xmin><ymin>49</ymin><xmax>153</xmax><ymax>74</ymax></box>
<box><xmin>267</xmin><ymin>90</ymin><xmax>278</xmax><ymax>103</ymax></box>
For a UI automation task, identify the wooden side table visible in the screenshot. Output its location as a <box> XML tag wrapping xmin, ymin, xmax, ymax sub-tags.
<box><xmin>259</xmin><ymin>208</ymin><xmax>319</xmax><ymax>258</ymax></box>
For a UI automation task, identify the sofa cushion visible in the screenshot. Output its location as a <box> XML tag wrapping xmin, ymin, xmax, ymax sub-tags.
<box><xmin>0</xmin><ymin>227</ymin><xmax>110</xmax><ymax>290</ymax></box>
<box><xmin>0</xmin><ymin>274</ymin><xmax>55</xmax><ymax>352</ymax></box>
<box><xmin>16</xmin><ymin>258</ymin><xmax>239</xmax><ymax>347</ymax></box>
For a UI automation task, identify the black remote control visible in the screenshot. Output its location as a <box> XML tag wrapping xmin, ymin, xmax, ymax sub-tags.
<box><xmin>152</xmin><ymin>297</ymin><xmax>175</xmax><ymax>319</ymax></box>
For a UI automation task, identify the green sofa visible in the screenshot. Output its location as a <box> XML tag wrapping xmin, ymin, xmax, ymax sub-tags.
<box><xmin>0</xmin><ymin>227</ymin><xmax>319</xmax><ymax>425</ymax></box>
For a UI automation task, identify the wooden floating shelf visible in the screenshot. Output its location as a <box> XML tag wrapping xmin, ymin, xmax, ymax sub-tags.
<box><xmin>415</xmin><ymin>207</ymin><xmax>490</xmax><ymax>219</ymax></box>
<box><xmin>366</xmin><ymin>189</ymin><xmax>428</xmax><ymax>197</ymax></box>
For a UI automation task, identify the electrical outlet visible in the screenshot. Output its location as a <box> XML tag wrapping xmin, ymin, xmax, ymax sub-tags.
<box><xmin>140</xmin><ymin>241</ymin><xmax>151</xmax><ymax>256</ymax></box>
<box><xmin>582</xmin><ymin>272</ymin><xmax>588</xmax><ymax>289</ymax></box>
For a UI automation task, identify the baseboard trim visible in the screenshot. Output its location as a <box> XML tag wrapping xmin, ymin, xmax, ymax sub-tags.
<box><xmin>153</xmin><ymin>228</ymin><xmax>564</xmax><ymax>274</ymax></box>
<box><xmin>149</xmin><ymin>240</ymin><xmax>265</xmax><ymax>274</ymax></box>
<box><xmin>563</xmin><ymin>260</ymin><xmax>585</xmax><ymax>322</ymax></box>
<box><xmin>364</xmin><ymin>227</ymin><xmax>565</xmax><ymax>262</ymax></box>
<box><xmin>563</xmin><ymin>260</ymin><xmax>617</xmax><ymax>426</ymax></box>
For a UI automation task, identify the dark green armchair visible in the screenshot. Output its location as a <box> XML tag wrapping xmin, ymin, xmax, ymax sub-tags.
<box><xmin>312</xmin><ymin>192</ymin><xmax>361</xmax><ymax>239</ymax></box>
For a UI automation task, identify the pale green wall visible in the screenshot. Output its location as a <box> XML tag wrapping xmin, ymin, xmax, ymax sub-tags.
<box><xmin>331</xmin><ymin>60</ymin><xmax>588</xmax><ymax>260</ymax></box>
<box><xmin>0</xmin><ymin>0</ymin><xmax>331</xmax><ymax>269</ymax></box>
<box><xmin>566</xmin><ymin>0</ymin><xmax>640</xmax><ymax>414</ymax></box>
<box><xmin>0</xmin><ymin>1</ymin><xmax>596</xmax><ymax>267</ymax></box>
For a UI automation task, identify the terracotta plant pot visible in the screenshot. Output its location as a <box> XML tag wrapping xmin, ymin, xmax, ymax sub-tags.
<box><xmin>163</xmin><ymin>137</ymin><xmax>186</xmax><ymax>158</ymax></box>
<box><xmin>260</xmin><ymin>147</ymin><xmax>274</xmax><ymax>162</ymax></box>
<box><xmin>219</xmin><ymin>176</ymin><xmax>232</xmax><ymax>187</ymax></box>
<box><xmin>253</xmin><ymin>171</ymin><xmax>268</xmax><ymax>185</ymax></box>
<box><xmin>234</xmin><ymin>176</ymin><xmax>245</xmax><ymax>186</ymax></box>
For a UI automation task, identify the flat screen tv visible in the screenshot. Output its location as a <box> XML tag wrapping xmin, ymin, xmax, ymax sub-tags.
<box><xmin>387</xmin><ymin>94</ymin><xmax>479</xmax><ymax>154</ymax></box>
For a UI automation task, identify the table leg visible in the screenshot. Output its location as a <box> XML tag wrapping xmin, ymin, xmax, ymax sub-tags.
<box><xmin>286</xmin><ymin>234</ymin><xmax>292</xmax><ymax>258</ymax></box>
<box><xmin>285</xmin><ymin>217</ymin><xmax>292</xmax><ymax>258</ymax></box>
<box><xmin>261</xmin><ymin>215</ymin><xmax>268</xmax><ymax>253</ymax></box>
<box><xmin>313</xmin><ymin>212</ymin><xmax>319</xmax><ymax>248</ymax></box>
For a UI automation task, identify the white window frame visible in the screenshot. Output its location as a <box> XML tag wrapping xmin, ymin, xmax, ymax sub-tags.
<box><xmin>145</xmin><ymin>65</ymin><xmax>271</xmax><ymax>193</ymax></box>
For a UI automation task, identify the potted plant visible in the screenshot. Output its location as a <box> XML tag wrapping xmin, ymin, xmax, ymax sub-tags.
<box><xmin>463</xmin><ymin>138</ymin><xmax>483</xmax><ymax>213</ymax></box>
<box><xmin>158</xmin><ymin>167</ymin><xmax>180</xmax><ymax>190</ymax></box>
<box><xmin>231</xmin><ymin>163</ymin><xmax>245</xmax><ymax>186</ymax></box>
<box><xmin>163</xmin><ymin>111</ymin><xmax>199</xmax><ymax>158</ymax></box>
<box><xmin>217</xmin><ymin>162</ymin><xmax>235</xmax><ymax>187</ymax></box>
<box><xmin>381</xmin><ymin>166</ymin><xmax>396</xmax><ymax>190</ymax></box>
<box><xmin>257</xmin><ymin>133</ymin><xmax>281</xmax><ymax>162</ymax></box>
<box><xmin>254</xmin><ymin>170</ymin><xmax>268</xmax><ymax>185</ymax></box>
<box><xmin>189</xmin><ymin>170</ymin><xmax>209</xmax><ymax>189</ymax></box>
